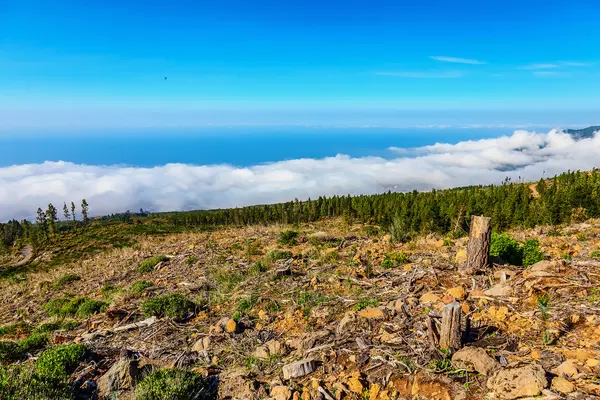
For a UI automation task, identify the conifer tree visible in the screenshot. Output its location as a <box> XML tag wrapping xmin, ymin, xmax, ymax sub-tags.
<box><xmin>71</xmin><ymin>202</ymin><xmax>77</xmax><ymax>223</ymax></box>
<box><xmin>81</xmin><ymin>199</ymin><xmax>89</xmax><ymax>225</ymax></box>
<box><xmin>46</xmin><ymin>203</ymin><xmax>58</xmax><ymax>237</ymax></box>
<box><xmin>36</xmin><ymin>207</ymin><xmax>48</xmax><ymax>238</ymax></box>
<box><xmin>63</xmin><ymin>202</ymin><xmax>71</xmax><ymax>221</ymax></box>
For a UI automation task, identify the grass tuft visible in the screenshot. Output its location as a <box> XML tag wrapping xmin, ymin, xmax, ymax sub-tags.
<box><xmin>139</xmin><ymin>255</ymin><xmax>169</xmax><ymax>273</ymax></box>
<box><xmin>134</xmin><ymin>368</ymin><xmax>213</xmax><ymax>400</ymax></box>
<box><xmin>142</xmin><ymin>294</ymin><xmax>196</xmax><ymax>319</ymax></box>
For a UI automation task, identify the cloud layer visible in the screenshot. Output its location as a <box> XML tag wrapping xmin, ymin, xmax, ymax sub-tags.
<box><xmin>1</xmin><ymin>129</ymin><xmax>599</xmax><ymax>221</ymax></box>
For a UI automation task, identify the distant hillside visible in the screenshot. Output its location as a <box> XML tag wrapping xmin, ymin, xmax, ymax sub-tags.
<box><xmin>565</xmin><ymin>125</ymin><xmax>600</xmax><ymax>139</ymax></box>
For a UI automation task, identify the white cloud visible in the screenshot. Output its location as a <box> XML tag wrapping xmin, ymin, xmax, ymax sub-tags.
<box><xmin>1</xmin><ymin>129</ymin><xmax>600</xmax><ymax>222</ymax></box>
<box><xmin>376</xmin><ymin>71</ymin><xmax>463</xmax><ymax>78</ymax></box>
<box><xmin>520</xmin><ymin>63</ymin><xmax>561</xmax><ymax>70</ymax></box>
<box><xmin>429</xmin><ymin>56</ymin><xmax>486</xmax><ymax>65</ymax></box>
<box><xmin>533</xmin><ymin>71</ymin><xmax>560</xmax><ymax>77</ymax></box>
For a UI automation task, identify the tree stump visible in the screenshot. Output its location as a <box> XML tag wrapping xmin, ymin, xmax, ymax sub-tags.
<box><xmin>466</xmin><ymin>215</ymin><xmax>491</xmax><ymax>273</ymax></box>
<box><xmin>439</xmin><ymin>301</ymin><xmax>462</xmax><ymax>351</ymax></box>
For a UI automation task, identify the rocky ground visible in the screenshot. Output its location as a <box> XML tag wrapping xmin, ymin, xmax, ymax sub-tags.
<box><xmin>1</xmin><ymin>218</ymin><xmax>599</xmax><ymax>399</ymax></box>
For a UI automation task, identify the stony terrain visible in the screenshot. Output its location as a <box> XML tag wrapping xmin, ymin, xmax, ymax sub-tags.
<box><xmin>1</xmin><ymin>218</ymin><xmax>600</xmax><ymax>399</ymax></box>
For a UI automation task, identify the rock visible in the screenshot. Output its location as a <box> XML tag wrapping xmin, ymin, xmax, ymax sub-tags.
<box><xmin>484</xmin><ymin>283</ymin><xmax>512</xmax><ymax>297</ymax></box>
<box><xmin>253</xmin><ymin>345</ymin><xmax>270</xmax><ymax>360</ymax></box>
<box><xmin>420</xmin><ymin>292</ymin><xmax>441</xmax><ymax>304</ymax></box>
<box><xmin>487</xmin><ymin>363</ymin><xmax>547</xmax><ymax>399</ymax></box>
<box><xmin>98</xmin><ymin>358</ymin><xmax>139</xmax><ymax>396</ymax></box>
<box><xmin>551</xmin><ymin>377</ymin><xmax>574</xmax><ymax>394</ymax></box>
<box><xmin>357</xmin><ymin>307</ymin><xmax>385</xmax><ymax>319</ymax></box>
<box><xmin>530</xmin><ymin>260</ymin><xmax>565</xmax><ymax>273</ymax></box>
<box><xmin>586</xmin><ymin>358</ymin><xmax>599</xmax><ymax>368</ymax></box>
<box><xmin>191</xmin><ymin>336</ymin><xmax>210</xmax><ymax>352</ymax></box>
<box><xmin>552</xmin><ymin>360</ymin><xmax>578</xmax><ymax>378</ymax></box>
<box><xmin>447</xmin><ymin>287</ymin><xmax>466</xmax><ymax>300</ymax></box>
<box><xmin>452</xmin><ymin>347</ymin><xmax>499</xmax><ymax>376</ymax></box>
<box><xmin>266</xmin><ymin>340</ymin><xmax>286</xmax><ymax>357</ymax></box>
<box><xmin>282</xmin><ymin>359</ymin><xmax>316</xmax><ymax>380</ymax></box>
<box><xmin>225</xmin><ymin>319</ymin><xmax>238</xmax><ymax>333</ymax></box>
<box><xmin>218</xmin><ymin>369</ymin><xmax>257</xmax><ymax>399</ymax></box>
<box><xmin>271</xmin><ymin>385</ymin><xmax>292</xmax><ymax>400</ymax></box>
<box><xmin>337</xmin><ymin>312</ymin><xmax>357</xmax><ymax>335</ymax></box>
<box><xmin>258</xmin><ymin>310</ymin><xmax>271</xmax><ymax>322</ymax></box>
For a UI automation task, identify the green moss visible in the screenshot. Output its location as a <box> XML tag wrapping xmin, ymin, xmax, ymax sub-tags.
<box><xmin>142</xmin><ymin>294</ymin><xmax>196</xmax><ymax>319</ymax></box>
<box><xmin>0</xmin><ymin>341</ymin><xmax>21</xmax><ymax>363</ymax></box>
<box><xmin>134</xmin><ymin>368</ymin><xmax>212</xmax><ymax>400</ymax></box>
<box><xmin>34</xmin><ymin>321</ymin><xmax>78</xmax><ymax>334</ymax></box>
<box><xmin>185</xmin><ymin>256</ymin><xmax>198</xmax><ymax>266</ymax></box>
<box><xmin>53</xmin><ymin>273</ymin><xmax>81</xmax><ymax>289</ymax></box>
<box><xmin>0</xmin><ymin>333</ymin><xmax>49</xmax><ymax>362</ymax></box>
<box><xmin>591</xmin><ymin>250</ymin><xmax>600</xmax><ymax>259</ymax></box>
<box><xmin>381</xmin><ymin>251</ymin><xmax>410</xmax><ymax>268</ymax></box>
<box><xmin>353</xmin><ymin>299</ymin><xmax>380</xmax><ymax>311</ymax></box>
<box><xmin>129</xmin><ymin>280</ymin><xmax>154</xmax><ymax>296</ymax></box>
<box><xmin>139</xmin><ymin>255</ymin><xmax>169</xmax><ymax>273</ymax></box>
<box><xmin>35</xmin><ymin>344</ymin><xmax>86</xmax><ymax>378</ymax></box>
<box><xmin>45</xmin><ymin>297</ymin><xmax>107</xmax><ymax>318</ymax></box>
<box><xmin>266</xmin><ymin>249</ymin><xmax>292</xmax><ymax>263</ymax></box>
<box><xmin>18</xmin><ymin>333</ymin><xmax>49</xmax><ymax>354</ymax></box>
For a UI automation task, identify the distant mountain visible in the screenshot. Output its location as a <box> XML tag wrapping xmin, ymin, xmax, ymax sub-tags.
<box><xmin>565</xmin><ymin>125</ymin><xmax>600</xmax><ymax>139</ymax></box>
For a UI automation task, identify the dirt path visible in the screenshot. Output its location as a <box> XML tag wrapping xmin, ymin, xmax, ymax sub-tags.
<box><xmin>12</xmin><ymin>245</ymin><xmax>33</xmax><ymax>267</ymax></box>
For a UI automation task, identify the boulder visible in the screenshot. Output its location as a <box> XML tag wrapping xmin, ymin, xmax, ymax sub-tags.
<box><xmin>484</xmin><ymin>283</ymin><xmax>512</xmax><ymax>297</ymax></box>
<box><xmin>98</xmin><ymin>358</ymin><xmax>139</xmax><ymax>397</ymax></box>
<box><xmin>452</xmin><ymin>347</ymin><xmax>499</xmax><ymax>376</ymax></box>
<box><xmin>487</xmin><ymin>363</ymin><xmax>547</xmax><ymax>399</ymax></box>
<box><xmin>191</xmin><ymin>336</ymin><xmax>210</xmax><ymax>352</ymax></box>
<box><xmin>253</xmin><ymin>345</ymin><xmax>270</xmax><ymax>360</ymax></box>
<box><xmin>551</xmin><ymin>376</ymin><xmax>575</xmax><ymax>394</ymax></box>
<box><xmin>552</xmin><ymin>360</ymin><xmax>578</xmax><ymax>378</ymax></box>
<box><xmin>266</xmin><ymin>340</ymin><xmax>286</xmax><ymax>357</ymax></box>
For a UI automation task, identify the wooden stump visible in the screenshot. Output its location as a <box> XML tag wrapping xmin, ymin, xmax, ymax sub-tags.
<box><xmin>466</xmin><ymin>215</ymin><xmax>491</xmax><ymax>273</ymax></box>
<box><xmin>439</xmin><ymin>301</ymin><xmax>462</xmax><ymax>351</ymax></box>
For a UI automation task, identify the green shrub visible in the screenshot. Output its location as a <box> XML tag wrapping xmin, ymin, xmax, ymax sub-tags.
<box><xmin>45</xmin><ymin>297</ymin><xmax>107</xmax><ymax>318</ymax></box>
<box><xmin>36</xmin><ymin>344</ymin><xmax>86</xmax><ymax>378</ymax></box>
<box><xmin>134</xmin><ymin>368</ymin><xmax>212</xmax><ymax>400</ymax></box>
<box><xmin>522</xmin><ymin>239</ymin><xmax>544</xmax><ymax>267</ymax></box>
<box><xmin>353</xmin><ymin>299</ymin><xmax>380</xmax><ymax>311</ymax></box>
<box><xmin>142</xmin><ymin>294</ymin><xmax>196</xmax><ymax>319</ymax></box>
<box><xmin>129</xmin><ymin>280</ymin><xmax>154</xmax><ymax>296</ymax></box>
<box><xmin>0</xmin><ymin>364</ymin><xmax>72</xmax><ymax>400</ymax></box>
<box><xmin>561</xmin><ymin>253</ymin><xmax>573</xmax><ymax>261</ymax></box>
<box><xmin>389</xmin><ymin>216</ymin><xmax>413</xmax><ymax>243</ymax></box>
<box><xmin>185</xmin><ymin>256</ymin><xmax>198</xmax><ymax>266</ymax></box>
<box><xmin>591</xmin><ymin>250</ymin><xmax>600</xmax><ymax>259</ymax></box>
<box><xmin>76</xmin><ymin>298</ymin><xmax>108</xmax><ymax>317</ymax></box>
<box><xmin>0</xmin><ymin>341</ymin><xmax>21</xmax><ymax>363</ymax></box>
<box><xmin>19</xmin><ymin>333</ymin><xmax>49</xmax><ymax>354</ymax></box>
<box><xmin>279</xmin><ymin>230</ymin><xmax>299</xmax><ymax>246</ymax></box>
<box><xmin>249</xmin><ymin>261</ymin><xmax>267</xmax><ymax>275</ymax></box>
<box><xmin>53</xmin><ymin>273</ymin><xmax>81</xmax><ymax>289</ymax></box>
<box><xmin>236</xmin><ymin>294</ymin><xmax>258</xmax><ymax>317</ymax></box>
<box><xmin>380</xmin><ymin>258</ymin><xmax>393</xmax><ymax>269</ymax></box>
<box><xmin>100</xmin><ymin>281</ymin><xmax>122</xmax><ymax>301</ymax></box>
<box><xmin>363</xmin><ymin>226</ymin><xmax>379</xmax><ymax>236</ymax></box>
<box><xmin>381</xmin><ymin>252</ymin><xmax>409</xmax><ymax>268</ymax></box>
<box><xmin>0</xmin><ymin>322</ymin><xmax>31</xmax><ymax>337</ymax></box>
<box><xmin>266</xmin><ymin>249</ymin><xmax>293</xmax><ymax>262</ymax></box>
<box><xmin>139</xmin><ymin>255</ymin><xmax>169</xmax><ymax>273</ymax></box>
<box><xmin>490</xmin><ymin>233</ymin><xmax>523</xmax><ymax>265</ymax></box>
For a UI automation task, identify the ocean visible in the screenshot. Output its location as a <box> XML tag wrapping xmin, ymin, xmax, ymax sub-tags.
<box><xmin>0</xmin><ymin>127</ymin><xmax>538</xmax><ymax>167</ymax></box>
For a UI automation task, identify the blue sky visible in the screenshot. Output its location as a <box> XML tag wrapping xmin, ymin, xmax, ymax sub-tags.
<box><xmin>2</xmin><ymin>0</ymin><xmax>600</xmax><ymax>130</ymax></box>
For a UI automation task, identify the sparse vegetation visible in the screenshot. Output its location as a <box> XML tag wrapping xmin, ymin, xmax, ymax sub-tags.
<box><xmin>185</xmin><ymin>256</ymin><xmax>198</xmax><ymax>265</ymax></box>
<box><xmin>129</xmin><ymin>280</ymin><xmax>154</xmax><ymax>296</ymax></box>
<box><xmin>353</xmin><ymin>299</ymin><xmax>380</xmax><ymax>311</ymax></box>
<box><xmin>279</xmin><ymin>230</ymin><xmax>299</xmax><ymax>246</ymax></box>
<box><xmin>35</xmin><ymin>343</ymin><xmax>86</xmax><ymax>378</ymax></box>
<box><xmin>591</xmin><ymin>250</ymin><xmax>600</xmax><ymax>258</ymax></box>
<box><xmin>139</xmin><ymin>255</ymin><xmax>169</xmax><ymax>273</ymax></box>
<box><xmin>142</xmin><ymin>294</ymin><xmax>196</xmax><ymax>319</ymax></box>
<box><xmin>134</xmin><ymin>368</ymin><xmax>213</xmax><ymax>400</ymax></box>
<box><xmin>45</xmin><ymin>297</ymin><xmax>107</xmax><ymax>318</ymax></box>
<box><xmin>53</xmin><ymin>273</ymin><xmax>81</xmax><ymax>289</ymax></box>
<box><xmin>491</xmin><ymin>233</ymin><xmax>544</xmax><ymax>267</ymax></box>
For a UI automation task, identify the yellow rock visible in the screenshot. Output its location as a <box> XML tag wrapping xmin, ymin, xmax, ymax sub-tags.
<box><xmin>455</xmin><ymin>249</ymin><xmax>467</xmax><ymax>264</ymax></box>
<box><xmin>447</xmin><ymin>287</ymin><xmax>466</xmax><ymax>300</ymax></box>
<box><xmin>553</xmin><ymin>360</ymin><xmax>578</xmax><ymax>377</ymax></box>
<box><xmin>292</xmin><ymin>391</ymin><xmax>300</xmax><ymax>400</ymax></box>
<box><xmin>420</xmin><ymin>292</ymin><xmax>441</xmax><ymax>304</ymax></box>
<box><xmin>586</xmin><ymin>358</ymin><xmax>599</xmax><ymax>368</ymax></box>
<box><xmin>403</xmin><ymin>264</ymin><xmax>413</xmax><ymax>271</ymax></box>
<box><xmin>551</xmin><ymin>376</ymin><xmax>575</xmax><ymax>394</ymax></box>
<box><xmin>225</xmin><ymin>319</ymin><xmax>237</xmax><ymax>333</ymax></box>
<box><xmin>347</xmin><ymin>376</ymin><xmax>364</xmax><ymax>394</ymax></box>
<box><xmin>369</xmin><ymin>383</ymin><xmax>381</xmax><ymax>399</ymax></box>
<box><xmin>530</xmin><ymin>349</ymin><xmax>541</xmax><ymax>360</ymax></box>
<box><xmin>357</xmin><ymin>307</ymin><xmax>385</xmax><ymax>319</ymax></box>
<box><xmin>435</xmin><ymin>239</ymin><xmax>445</xmax><ymax>247</ymax></box>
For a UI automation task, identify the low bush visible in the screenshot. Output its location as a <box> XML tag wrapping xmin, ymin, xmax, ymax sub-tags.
<box><xmin>279</xmin><ymin>230</ymin><xmax>299</xmax><ymax>246</ymax></box>
<box><xmin>591</xmin><ymin>250</ymin><xmax>600</xmax><ymax>259</ymax></box>
<box><xmin>0</xmin><ymin>333</ymin><xmax>49</xmax><ymax>363</ymax></box>
<box><xmin>129</xmin><ymin>280</ymin><xmax>154</xmax><ymax>296</ymax></box>
<box><xmin>491</xmin><ymin>233</ymin><xmax>544</xmax><ymax>267</ymax></box>
<box><xmin>134</xmin><ymin>368</ymin><xmax>213</xmax><ymax>400</ymax></box>
<box><xmin>0</xmin><ymin>364</ymin><xmax>73</xmax><ymax>400</ymax></box>
<box><xmin>266</xmin><ymin>249</ymin><xmax>293</xmax><ymax>263</ymax></box>
<box><xmin>45</xmin><ymin>297</ymin><xmax>107</xmax><ymax>318</ymax></box>
<box><xmin>53</xmin><ymin>273</ymin><xmax>81</xmax><ymax>289</ymax></box>
<box><xmin>185</xmin><ymin>256</ymin><xmax>198</xmax><ymax>266</ymax></box>
<box><xmin>142</xmin><ymin>294</ymin><xmax>196</xmax><ymax>319</ymax></box>
<box><xmin>139</xmin><ymin>255</ymin><xmax>169</xmax><ymax>273</ymax></box>
<box><xmin>35</xmin><ymin>344</ymin><xmax>86</xmax><ymax>378</ymax></box>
